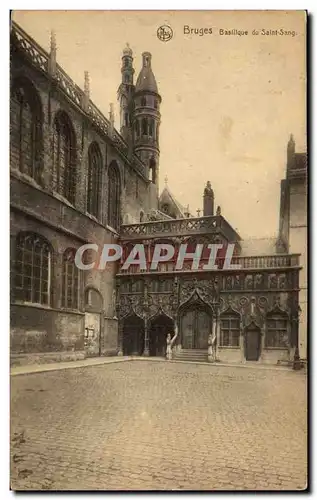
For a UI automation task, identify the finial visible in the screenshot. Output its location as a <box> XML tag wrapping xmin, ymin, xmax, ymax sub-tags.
<box><xmin>164</xmin><ymin>175</ymin><xmax>168</xmax><ymax>185</ymax></box>
<box><xmin>109</xmin><ymin>103</ymin><xmax>115</xmax><ymax>128</ymax></box>
<box><xmin>48</xmin><ymin>29</ymin><xmax>57</xmax><ymax>76</ymax></box>
<box><xmin>196</xmin><ymin>208</ymin><xmax>201</xmax><ymax>217</ymax></box>
<box><xmin>216</xmin><ymin>206</ymin><xmax>221</xmax><ymax>216</ymax></box>
<box><xmin>50</xmin><ymin>30</ymin><xmax>56</xmax><ymax>53</ymax></box>
<box><xmin>84</xmin><ymin>71</ymin><xmax>90</xmax><ymax>98</ymax></box>
<box><xmin>123</xmin><ymin>43</ymin><xmax>133</xmax><ymax>57</ymax></box>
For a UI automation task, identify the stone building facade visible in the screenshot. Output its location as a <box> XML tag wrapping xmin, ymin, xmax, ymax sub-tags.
<box><xmin>278</xmin><ymin>135</ymin><xmax>307</xmax><ymax>360</ymax></box>
<box><xmin>10</xmin><ymin>21</ymin><xmax>303</xmax><ymax>366</ymax></box>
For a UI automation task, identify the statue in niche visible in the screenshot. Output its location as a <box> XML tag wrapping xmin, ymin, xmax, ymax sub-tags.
<box><xmin>166</xmin><ymin>325</ymin><xmax>178</xmax><ymax>360</ymax></box>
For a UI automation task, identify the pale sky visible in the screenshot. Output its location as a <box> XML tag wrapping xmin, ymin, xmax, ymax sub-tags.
<box><xmin>12</xmin><ymin>10</ymin><xmax>306</xmax><ymax>238</ymax></box>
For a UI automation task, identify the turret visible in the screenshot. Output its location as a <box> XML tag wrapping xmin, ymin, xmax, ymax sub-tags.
<box><xmin>117</xmin><ymin>44</ymin><xmax>135</xmax><ymax>142</ymax></box>
<box><xmin>133</xmin><ymin>52</ymin><xmax>161</xmax><ymax>189</ymax></box>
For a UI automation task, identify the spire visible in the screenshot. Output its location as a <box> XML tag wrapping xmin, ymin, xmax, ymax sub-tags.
<box><xmin>135</xmin><ymin>52</ymin><xmax>158</xmax><ymax>93</ymax></box>
<box><xmin>287</xmin><ymin>133</ymin><xmax>295</xmax><ymax>170</ymax></box>
<box><xmin>48</xmin><ymin>29</ymin><xmax>57</xmax><ymax>76</ymax></box>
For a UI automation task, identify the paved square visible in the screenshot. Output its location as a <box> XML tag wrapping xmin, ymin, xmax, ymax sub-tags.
<box><xmin>11</xmin><ymin>361</ymin><xmax>307</xmax><ymax>491</ymax></box>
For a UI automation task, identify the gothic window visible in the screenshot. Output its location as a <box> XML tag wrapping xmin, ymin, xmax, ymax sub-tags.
<box><xmin>107</xmin><ymin>162</ymin><xmax>121</xmax><ymax>230</ymax></box>
<box><xmin>220</xmin><ymin>313</ymin><xmax>240</xmax><ymax>347</ymax></box>
<box><xmin>124</xmin><ymin>112</ymin><xmax>129</xmax><ymax>126</ymax></box>
<box><xmin>10</xmin><ymin>78</ymin><xmax>43</xmax><ymax>181</ymax></box>
<box><xmin>265</xmin><ymin>314</ymin><xmax>288</xmax><ymax>348</ymax></box>
<box><xmin>62</xmin><ymin>248</ymin><xmax>79</xmax><ymax>309</ymax></box>
<box><xmin>52</xmin><ymin>111</ymin><xmax>76</xmax><ymax>204</ymax></box>
<box><xmin>14</xmin><ymin>233</ymin><xmax>52</xmax><ymax>305</ymax></box>
<box><xmin>87</xmin><ymin>142</ymin><xmax>102</xmax><ymax>218</ymax></box>
<box><xmin>141</xmin><ymin>97</ymin><xmax>146</xmax><ymax>107</ymax></box>
<box><xmin>142</xmin><ymin>118</ymin><xmax>147</xmax><ymax>135</ymax></box>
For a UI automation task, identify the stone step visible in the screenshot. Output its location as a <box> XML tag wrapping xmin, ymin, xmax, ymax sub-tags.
<box><xmin>173</xmin><ymin>350</ymin><xmax>208</xmax><ymax>363</ymax></box>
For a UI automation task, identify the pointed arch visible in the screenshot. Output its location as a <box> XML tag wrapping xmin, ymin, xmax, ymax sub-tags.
<box><xmin>107</xmin><ymin>161</ymin><xmax>121</xmax><ymax>231</ymax></box>
<box><xmin>52</xmin><ymin>110</ymin><xmax>77</xmax><ymax>204</ymax></box>
<box><xmin>14</xmin><ymin>232</ymin><xmax>52</xmax><ymax>306</ymax></box>
<box><xmin>10</xmin><ymin>76</ymin><xmax>43</xmax><ymax>181</ymax></box>
<box><xmin>87</xmin><ymin>142</ymin><xmax>102</xmax><ymax>218</ymax></box>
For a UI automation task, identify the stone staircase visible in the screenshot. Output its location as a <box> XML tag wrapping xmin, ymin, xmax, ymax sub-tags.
<box><xmin>173</xmin><ymin>349</ymin><xmax>208</xmax><ymax>363</ymax></box>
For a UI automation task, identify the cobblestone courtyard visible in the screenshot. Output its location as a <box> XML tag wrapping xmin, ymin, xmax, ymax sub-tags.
<box><xmin>10</xmin><ymin>360</ymin><xmax>307</xmax><ymax>491</ymax></box>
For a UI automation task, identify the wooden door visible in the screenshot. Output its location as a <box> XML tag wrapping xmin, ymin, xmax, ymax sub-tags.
<box><xmin>181</xmin><ymin>309</ymin><xmax>211</xmax><ymax>349</ymax></box>
<box><xmin>245</xmin><ymin>329</ymin><xmax>261</xmax><ymax>361</ymax></box>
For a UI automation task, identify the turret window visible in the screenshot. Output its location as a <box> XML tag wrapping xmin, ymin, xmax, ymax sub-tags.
<box><xmin>149</xmin><ymin>120</ymin><xmax>154</xmax><ymax>137</ymax></box>
<box><xmin>141</xmin><ymin>97</ymin><xmax>146</xmax><ymax>107</ymax></box>
<box><xmin>154</xmin><ymin>99</ymin><xmax>158</xmax><ymax>109</ymax></box>
<box><xmin>135</xmin><ymin>120</ymin><xmax>140</xmax><ymax>138</ymax></box>
<box><xmin>142</xmin><ymin>118</ymin><xmax>148</xmax><ymax>136</ymax></box>
<box><xmin>124</xmin><ymin>112</ymin><xmax>129</xmax><ymax>127</ymax></box>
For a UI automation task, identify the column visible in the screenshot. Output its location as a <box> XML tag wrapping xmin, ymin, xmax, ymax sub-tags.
<box><xmin>117</xmin><ymin>321</ymin><xmax>123</xmax><ymax>356</ymax></box>
<box><xmin>239</xmin><ymin>315</ymin><xmax>245</xmax><ymax>364</ymax></box>
<box><xmin>143</xmin><ymin>317</ymin><xmax>150</xmax><ymax>356</ymax></box>
<box><xmin>260</xmin><ymin>325</ymin><xmax>265</xmax><ymax>362</ymax></box>
<box><xmin>215</xmin><ymin>309</ymin><xmax>220</xmax><ymax>361</ymax></box>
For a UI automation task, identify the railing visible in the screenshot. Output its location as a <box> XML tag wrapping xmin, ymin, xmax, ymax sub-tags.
<box><xmin>11</xmin><ymin>22</ymin><xmax>49</xmax><ymax>73</ymax></box>
<box><xmin>117</xmin><ymin>253</ymin><xmax>301</xmax><ymax>275</ymax></box>
<box><xmin>120</xmin><ymin>215</ymin><xmax>240</xmax><ymax>241</ymax></box>
<box><xmin>121</xmin><ymin>215</ymin><xmax>220</xmax><ymax>238</ymax></box>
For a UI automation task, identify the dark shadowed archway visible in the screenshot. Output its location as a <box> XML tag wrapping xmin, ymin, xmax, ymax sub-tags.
<box><xmin>149</xmin><ymin>313</ymin><xmax>174</xmax><ymax>357</ymax></box>
<box><xmin>122</xmin><ymin>314</ymin><xmax>144</xmax><ymax>355</ymax></box>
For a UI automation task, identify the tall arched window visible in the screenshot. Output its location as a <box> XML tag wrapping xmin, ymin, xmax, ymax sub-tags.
<box><xmin>14</xmin><ymin>232</ymin><xmax>52</xmax><ymax>305</ymax></box>
<box><xmin>52</xmin><ymin>111</ymin><xmax>76</xmax><ymax>204</ymax></box>
<box><xmin>62</xmin><ymin>248</ymin><xmax>79</xmax><ymax>309</ymax></box>
<box><xmin>265</xmin><ymin>312</ymin><xmax>288</xmax><ymax>348</ymax></box>
<box><xmin>141</xmin><ymin>97</ymin><xmax>146</xmax><ymax>107</ymax></box>
<box><xmin>148</xmin><ymin>119</ymin><xmax>154</xmax><ymax>137</ymax></box>
<box><xmin>107</xmin><ymin>162</ymin><xmax>121</xmax><ymax>230</ymax></box>
<box><xmin>142</xmin><ymin>118</ymin><xmax>147</xmax><ymax>135</ymax></box>
<box><xmin>87</xmin><ymin>142</ymin><xmax>102</xmax><ymax>218</ymax></box>
<box><xmin>220</xmin><ymin>312</ymin><xmax>240</xmax><ymax>347</ymax></box>
<box><xmin>10</xmin><ymin>77</ymin><xmax>43</xmax><ymax>181</ymax></box>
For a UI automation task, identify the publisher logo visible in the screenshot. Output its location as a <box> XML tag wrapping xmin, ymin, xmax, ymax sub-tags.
<box><xmin>157</xmin><ymin>25</ymin><xmax>173</xmax><ymax>42</ymax></box>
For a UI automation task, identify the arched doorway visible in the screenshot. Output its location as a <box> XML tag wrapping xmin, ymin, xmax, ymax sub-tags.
<box><xmin>244</xmin><ymin>323</ymin><xmax>261</xmax><ymax>361</ymax></box>
<box><xmin>122</xmin><ymin>314</ymin><xmax>144</xmax><ymax>355</ymax></box>
<box><xmin>180</xmin><ymin>306</ymin><xmax>212</xmax><ymax>349</ymax></box>
<box><xmin>149</xmin><ymin>314</ymin><xmax>174</xmax><ymax>356</ymax></box>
